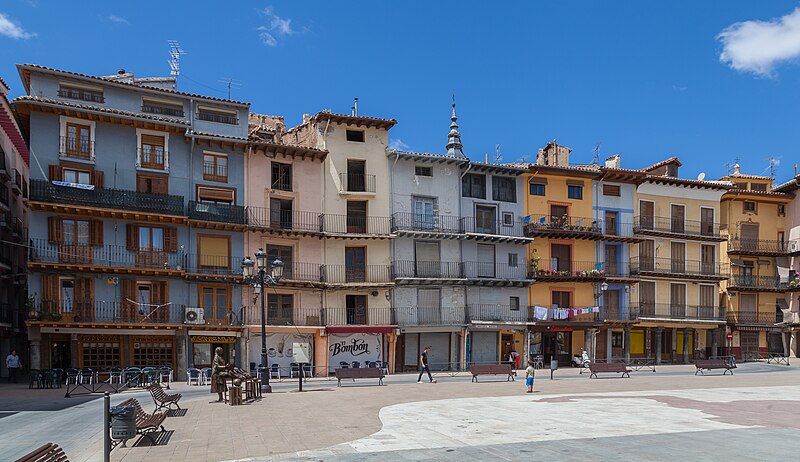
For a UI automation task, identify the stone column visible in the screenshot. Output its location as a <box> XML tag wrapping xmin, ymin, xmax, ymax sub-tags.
<box><xmin>711</xmin><ymin>328</ymin><xmax>719</xmax><ymax>358</ymax></box>
<box><xmin>71</xmin><ymin>333</ymin><xmax>79</xmax><ymax>368</ymax></box>
<box><xmin>645</xmin><ymin>327</ymin><xmax>652</xmax><ymax>358</ymax></box>
<box><xmin>692</xmin><ymin>328</ymin><xmax>699</xmax><ymax>360</ymax></box>
<box><xmin>606</xmin><ymin>328</ymin><xmax>613</xmax><ymax>362</ymax></box>
<box><xmin>387</xmin><ymin>332</ymin><xmax>397</xmax><ymax>374</ymax></box>
<box><xmin>175</xmin><ymin>328</ymin><xmax>188</xmax><ymax>382</ymax></box>
<box><xmin>28</xmin><ymin>326</ymin><xmax>42</xmax><ymax>370</ymax></box>
<box><xmin>623</xmin><ymin>325</ymin><xmax>631</xmax><ymax>363</ymax></box>
<box><xmin>683</xmin><ymin>328</ymin><xmax>690</xmax><ymax>364</ymax></box>
<box><xmin>584</xmin><ymin>329</ymin><xmax>592</xmax><ymax>359</ymax></box>
<box><xmin>782</xmin><ymin>330</ymin><xmax>789</xmax><ymax>358</ymax></box>
<box><xmin>671</xmin><ymin>329</ymin><xmax>677</xmax><ymax>364</ymax></box>
<box><xmin>459</xmin><ymin>329</ymin><xmax>467</xmax><ymax>371</ymax></box>
<box><xmin>655</xmin><ymin>327</ymin><xmax>663</xmax><ymax>365</ymax></box>
<box><xmin>591</xmin><ymin>329</ymin><xmax>598</xmax><ymax>362</ymax></box>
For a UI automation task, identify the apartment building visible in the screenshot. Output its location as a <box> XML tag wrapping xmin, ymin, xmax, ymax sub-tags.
<box><xmin>284</xmin><ymin>110</ymin><xmax>398</xmax><ymax>373</ymax></box>
<box><xmin>0</xmin><ymin>77</ymin><xmax>30</xmax><ymax>379</ymax></box>
<box><xmin>389</xmin><ymin>104</ymin><xmax>531</xmax><ymax>370</ymax></box>
<box><xmin>773</xmin><ymin>174</ymin><xmax>800</xmax><ymax>357</ymax></box>
<box><xmin>720</xmin><ymin>164</ymin><xmax>793</xmax><ymax>359</ymax></box>
<box><xmin>15</xmin><ymin>64</ymin><xmax>249</xmax><ymax>378</ymax></box>
<box><xmin>631</xmin><ymin>158</ymin><xmax>729</xmax><ymax>364</ymax></box>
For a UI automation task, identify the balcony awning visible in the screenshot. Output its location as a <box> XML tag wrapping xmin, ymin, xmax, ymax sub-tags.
<box><xmin>326</xmin><ymin>325</ymin><xmax>396</xmax><ymax>334</ymax></box>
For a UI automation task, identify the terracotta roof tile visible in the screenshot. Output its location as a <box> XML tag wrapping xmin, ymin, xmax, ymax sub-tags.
<box><xmin>642</xmin><ymin>156</ymin><xmax>682</xmax><ymax>172</ymax></box>
<box><xmin>310</xmin><ymin>111</ymin><xmax>397</xmax><ymax>129</ymax></box>
<box><xmin>13</xmin><ymin>95</ymin><xmax>191</xmax><ymax>126</ymax></box>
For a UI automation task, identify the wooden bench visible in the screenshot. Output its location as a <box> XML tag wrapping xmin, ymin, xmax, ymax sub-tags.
<box><xmin>147</xmin><ymin>382</ymin><xmax>182</xmax><ymax>412</ymax></box>
<box><xmin>588</xmin><ymin>362</ymin><xmax>631</xmax><ymax>378</ymax></box>
<box><xmin>118</xmin><ymin>398</ymin><xmax>168</xmax><ymax>445</ymax></box>
<box><xmin>334</xmin><ymin>367</ymin><xmax>384</xmax><ymax>387</ymax></box>
<box><xmin>694</xmin><ymin>359</ymin><xmax>736</xmax><ymax>375</ymax></box>
<box><xmin>469</xmin><ymin>364</ymin><xmax>514</xmax><ymax>382</ymax></box>
<box><xmin>14</xmin><ymin>443</ymin><xmax>68</xmax><ymax>462</ymax></box>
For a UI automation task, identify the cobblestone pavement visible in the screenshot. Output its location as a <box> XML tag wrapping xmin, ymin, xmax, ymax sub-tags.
<box><xmin>0</xmin><ymin>362</ymin><xmax>797</xmax><ymax>462</ymax></box>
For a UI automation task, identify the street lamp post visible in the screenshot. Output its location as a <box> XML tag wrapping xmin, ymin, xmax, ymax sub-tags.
<box><xmin>242</xmin><ymin>249</ymin><xmax>283</xmax><ymax>393</ymax></box>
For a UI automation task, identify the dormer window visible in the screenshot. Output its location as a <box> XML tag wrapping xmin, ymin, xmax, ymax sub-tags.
<box><xmin>665</xmin><ymin>164</ymin><xmax>678</xmax><ymax>177</ymax></box>
<box><xmin>142</xmin><ymin>99</ymin><xmax>184</xmax><ymax>117</ymax></box>
<box><xmin>346</xmin><ymin>130</ymin><xmax>365</xmax><ymax>142</ymax></box>
<box><xmin>197</xmin><ymin>107</ymin><xmax>238</xmax><ymax>125</ymax></box>
<box><xmin>751</xmin><ymin>183</ymin><xmax>767</xmax><ymax>192</ymax></box>
<box><xmin>58</xmin><ymin>84</ymin><xmax>104</xmax><ymax>103</ymax></box>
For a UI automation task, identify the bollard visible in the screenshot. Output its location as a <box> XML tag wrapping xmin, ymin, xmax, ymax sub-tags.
<box><xmin>298</xmin><ymin>362</ymin><xmax>304</xmax><ymax>392</ymax></box>
<box><xmin>103</xmin><ymin>392</ymin><xmax>111</xmax><ymax>462</ymax></box>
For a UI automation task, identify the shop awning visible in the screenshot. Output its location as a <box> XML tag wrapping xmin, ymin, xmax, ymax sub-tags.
<box><xmin>326</xmin><ymin>325</ymin><xmax>396</xmax><ymax>334</ymax></box>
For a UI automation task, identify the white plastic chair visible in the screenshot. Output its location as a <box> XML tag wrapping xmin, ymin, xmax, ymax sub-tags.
<box><xmin>201</xmin><ymin>368</ymin><xmax>212</xmax><ymax>385</ymax></box>
<box><xmin>186</xmin><ymin>368</ymin><xmax>201</xmax><ymax>386</ymax></box>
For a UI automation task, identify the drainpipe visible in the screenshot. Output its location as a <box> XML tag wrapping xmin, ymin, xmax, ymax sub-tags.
<box><xmin>390</xmin><ymin>152</ymin><xmax>399</xmax><ymax>287</ymax></box>
<box><xmin>320</xmin><ymin>119</ymin><xmax>332</xmax><ymax>322</ymax></box>
<box><xmin>459</xmin><ymin>161</ymin><xmax>472</xmax><ymax>320</ymax></box>
<box><xmin>187</xmin><ymin>98</ymin><xmax>196</xmax><ymax>310</ymax></box>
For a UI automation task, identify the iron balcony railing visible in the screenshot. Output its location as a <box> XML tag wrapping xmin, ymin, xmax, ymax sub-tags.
<box><xmin>0</xmin><ymin>303</ymin><xmax>11</xmax><ymax>324</ymax></box>
<box><xmin>462</xmin><ymin>217</ymin><xmax>527</xmax><ymax>238</ymax></box>
<box><xmin>322</xmin><ymin>307</ymin><xmax>393</xmax><ymax>325</ymax></box>
<box><xmin>391</xmin><ymin>212</ymin><xmax>463</xmax><ymax>234</ymax></box>
<box><xmin>0</xmin><ymin>185</ymin><xmax>8</xmax><ymax>207</ymax></box>
<box><xmin>243</xmin><ymin>306</ymin><xmax>323</xmax><ymax>327</ymax></box>
<box><xmin>10</xmin><ymin>216</ymin><xmax>23</xmax><ymax>238</ymax></box>
<box><xmin>59</xmin><ymin>136</ymin><xmax>94</xmax><ymax>161</ymax></box>
<box><xmin>393</xmin><ymin>306</ymin><xmax>466</xmax><ymax>327</ymax></box>
<box><xmin>320</xmin><ymin>213</ymin><xmax>392</xmax><ymax>235</ymax></box>
<box><xmin>58</xmin><ymin>88</ymin><xmax>105</xmax><ymax>103</ymax></box>
<box><xmin>202</xmin><ymin>161</ymin><xmax>227</xmax><ymax>180</ymax></box>
<box><xmin>528</xmin><ymin>260</ymin><xmax>605</xmax><ymax>279</ymax></box>
<box><xmin>30</xmin><ymin>179</ymin><xmax>185</xmax><ymax>216</ymax></box>
<box><xmin>141</xmin><ymin>104</ymin><xmax>184</xmax><ymax>117</ymax></box>
<box><xmin>246</xmin><ymin>207</ymin><xmax>322</xmax><ymax>233</ymax></box>
<box><xmin>630</xmin><ymin>257</ymin><xmax>727</xmax><ymax>278</ymax></box>
<box><xmin>728</xmin><ymin>238</ymin><xmax>791</xmax><ymax>255</ymax></box>
<box><xmin>638</xmin><ymin>303</ymin><xmax>725</xmax><ymax>321</ymax></box>
<box><xmin>600</xmin><ymin>306</ymin><xmax>640</xmax><ymax>322</ymax></box>
<box><xmin>727</xmin><ymin>310</ymin><xmax>784</xmax><ymax>325</ymax></box>
<box><xmin>528</xmin><ymin>305</ymin><xmax>605</xmax><ymax>322</ymax></box>
<box><xmin>188</xmin><ymin>200</ymin><xmax>247</xmax><ymax>224</ymax></box>
<box><xmin>467</xmin><ymin>304</ymin><xmax>528</xmax><ymax>323</ymax></box>
<box><xmin>523</xmin><ymin>214</ymin><xmax>602</xmax><ymax>236</ymax></box>
<box><xmin>0</xmin><ymin>154</ymin><xmax>8</xmax><ymax>178</ymax></box>
<box><xmin>603</xmin><ymin>261</ymin><xmax>633</xmax><ymax>279</ymax></box>
<box><xmin>728</xmin><ymin>273</ymin><xmax>789</xmax><ymax>290</ymax></box>
<box><xmin>321</xmin><ymin>265</ymin><xmax>393</xmax><ymax>284</ymax></box>
<box><xmin>462</xmin><ymin>262</ymin><xmax>529</xmax><ymax>280</ymax></box>
<box><xmin>339</xmin><ymin>172</ymin><xmax>376</xmax><ymax>193</ymax></box>
<box><xmin>197</xmin><ymin>111</ymin><xmax>238</xmax><ymax>125</ymax></box>
<box><xmin>634</xmin><ymin>216</ymin><xmax>722</xmax><ymax>238</ymax></box>
<box><xmin>137</xmin><ymin>147</ymin><xmax>167</xmax><ymax>170</ymax></box>
<box><xmin>271</xmin><ymin>261</ymin><xmax>324</xmax><ymax>283</ymax></box>
<box><xmin>33</xmin><ymin>300</ymin><xmax>186</xmax><ymax>324</ymax></box>
<box><xmin>0</xmin><ymin>243</ymin><xmax>11</xmax><ymax>267</ymax></box>
<box><xmin>393</xmin><ymin>260</ymin><xmax>464</xmax><ymax>279</ymax></box>
<box><xmin>183</xmin><ymin>254</ymin><xmax>244</xmax><ymax>276</ymax></box>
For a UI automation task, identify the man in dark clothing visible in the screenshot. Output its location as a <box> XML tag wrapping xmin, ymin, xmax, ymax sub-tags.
<box><xmin>417</xmin><ymin>346</ymin><xmax>436</xmax><ymax>383</ymax></box>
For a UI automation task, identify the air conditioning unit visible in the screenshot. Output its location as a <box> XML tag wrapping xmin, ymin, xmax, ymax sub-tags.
<box><xmin>184</xmin><ymin>307</ymin><xmax>205</xmax><ymax>324</ymax></box>
<box><xmin>789</xmin><ymin>240</ymin><xmax>799</xmax><ymax>252</ymax></box>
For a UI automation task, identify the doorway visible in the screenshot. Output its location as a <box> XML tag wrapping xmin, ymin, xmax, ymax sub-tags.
<box><xmin>51</xmin><ymin>340</ymin><xmax>72</xmax><ymax>369</ymax></box>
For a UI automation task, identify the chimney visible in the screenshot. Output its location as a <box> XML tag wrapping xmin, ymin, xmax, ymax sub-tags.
<box><xmin>485</xmin><ymin>152</ymin><xmax>489</xmax><ymax>164</ymax></box>
<box><xmin>118</xmin><ymin>69</ymin><xmax>126</xmax><ymax>75</ymax></box>
<box><xmin>734</xmin><ymin>163</ymin><xmax>741</xmax><ymax>175</ymax></box>
<box><xmin>536</xmin><ymin>141</ymin><xmax>571</xmax><ymax>167</ymax></box>
<box><xmin>605</xmin><ymin>154</ymin><xmax>621</xmax><ymax>169</ymax></box>
<box><xmin>795</xmin><ymin>163</ymin><xmax>798</xmax><ymax>177</ymax></box>
<box><xmin>353</xmin><ymin>98</ymin><xmax>359</xmax><ymax>116</ymax></box>
<box><xmin>302</xmin><ymin>113</ymin><xmax>310</xmax><ymax>124</ymax></box>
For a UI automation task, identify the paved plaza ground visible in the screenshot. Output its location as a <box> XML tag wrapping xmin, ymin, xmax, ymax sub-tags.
<box><xmin>0</xmin><ymin>362</ymin><xmax>798</xmax><ymax>461</ymax></box>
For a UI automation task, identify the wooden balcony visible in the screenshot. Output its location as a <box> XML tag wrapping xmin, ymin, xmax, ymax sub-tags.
<box><xmin>630</xmin><ymin>257</ymin><xmax>728</xmax><ymax>281</ymax></box>
<box><xmin>322</xmin><ymin>307</ymin><xmax>393</xmax><ymax>325</ymax></box>
<box><xmin>523</xmin><ymin>214</ymin><xmax>603</xmax><ymax>240</ymax></box>
<box><xmin>633</xmin><ymin>216</ymin><xmax>725</xmax><ymax>241</ymax></box>
<box><xmin>528</xmin><ymin>260</ymin><xmax>606</xmax><ymax>282</ymax></box>
<box><xmin>728</xmin><ymin>238</ymin><xmax>794</xmax><ymax>256</ymax></box>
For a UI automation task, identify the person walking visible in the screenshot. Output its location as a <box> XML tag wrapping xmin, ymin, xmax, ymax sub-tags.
<box><xmin>6</xmin><ymin>350</ymin><xmax>21</xmax><ymax>384</ymax></box>
<box><xmin>525</xmin><ymin>360</ymin><xmax>535</xmax><ymax>393</ymax></box>
<box><xmin>417</xmin><ymin>346</ymin><xmax>436</xmax><ymax>383</ymax></box>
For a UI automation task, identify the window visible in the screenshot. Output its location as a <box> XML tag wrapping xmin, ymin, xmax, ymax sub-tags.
<box><xmin>197</xmin><ymin>186</ymin><xmax>234</xmax><ymax>204</ymax></box>
<box><xmin>699</xmin><ymin>285</ymin><xmax>715</xmax><ymax>309</ymax></box>
<box><xmin>267</xmin><ymin>294</ymin><xmax>294</xmax><ymax>325</ymax></box>
<box><xmin>550</xmin><ymin>244</ymin><xmax>571</xmax><ymax>272</ymax></box>
<box><xmin>415</xmin><ymin>165</ymin><xmax>432</xmax><ymax>177</ymax></box>
<box><xmin>639</xmin><ymin>200</ymin><xmax>655</xmax><ymax>230</ymax></box>
<box><xmin>529</xmin><ymin>182</ymin><xmax>545</xmax><ymax>196</ymax></box>
<box><xmin>412</xmin><ymin>196</ymin><xmax>435</xmax><ymax>230</ymax></box>
<box><xmin>475</xmin><ymin>205</ymin><xmax>496</xmax><ymax>234</ymax></box>
<box><xmin>502</xmin><ymin>212</ymin><xmax>514</xmax><ymax>226</ymax></box>
<box><xmin>198</xmin><ymin>235</ymin><xmax>230</xmax><ymax>271</ymax></box>
<box><xmin>138</xmin><ymin>226</ymin><xmax>164</xmax><ymax>251</ymax></box>
<box><xmin>639</xmin><ymin>282</ymin><xmax>655</xmax><ymax>311</ymax></box>
<box><xmin>462</xmin><ymin>173</ymin><xmax>486</xmax><ymax>199</ymax></box>
<box><xmin>266</xmin><ymin>245</ymin><xmax>293</xmax><ymax>279</ymax></box>
<box><xmin>132</xmin><ymin>338</ymin><xmax>174</xmax><ymax>368</ymax></box>
<box><xmin>61</xmin><ymin>278</ymin><xmax>75</xmax><ymax>313</ymax></box>
<box><xmin>603</xmin><ymin>184</ymin><xmax>620</xmax><ymax>197</ymax></box>
<box><xmin>345</xmin><ymin>247</ymin><xmax>367</xmax><ymax>282</ymax></box>
<box><xmin>671</xmin><ymin>241</ymin><xmax>686</xmax><ymax>273</ymax></box>
<box><xmin>510</xmin><ymin>296</ymin><xmax>520</xmax><ymax>311</ymax></box>
<box><xmin>345</xmin><ymin>295</ymin><xmax>368</xmax><ymax>324</ymax></box>
<box><xmin>492</xmin><ymin>176</ymin><xmax>517</xmax><ymax>202</ymax></box>
<box><xmin>63</xmin><ymin>219</ymin><xmax>90</xmax><ymax>245</ymax></box>
<box><xmin>201</xmin><ymin>286</ymin><xmax>230</xmax><ymax>323</ymax></box>
<box><xmin>605</xmin><ymin>211</ymin><xmax>618</xmax><ymax>235</ymax></box>
<box><xmin>80</xmin><ymin>339</ymin><xmax>120</xmax><ymax>370</ymax></box>
<box><xmin>269</xmin><ymin>198</ymin><xmax>294</xmax><ymax>229</ymax></box>
<box><xmin>508</xmin><ymin>253</ymin><xmax>518</xmax><ymax>267</ymax></box>
<box><xmin>271</xmin><ymin>162</ymin><xmax>292</xmax><ymax>191</ymax></box>
<box><xmin>197</xmin><ymin>107</ymin><xmax>237</xmax><ymax>124</ymax></box>
<box><xmin>346</xmin><ymin>201</ymin><xmax>367</xmax><ymax>233</ymax></box>
<box><xmin>743</xmin><ymin>201</ymin><xmax>757</xmax><ymax>212</ymax></box>
<box><xmin>139</xmin><ymin>134</ymin><xmax>166</xmax><ymax>170</ymax></box>
<box><xmin>477</xmin><ymin>243</ymin><xmax>496</xmax><ymax>278</ymax></box>
<box><xmin>63</xmin><ymin>168</ymin><xmax>91</xmax><ymax>185</ymax></box>
<box><xmin>63</xmin><ymin>122</ymin><xmax>92</xmax><ymax>159</ymax></box>
<box><xmin>345</xmin><ymin>159</ymin><xmax>368</xmax><ymax>192</ymax></box>
<box><xmin>670</xmin><ymin>204</ymin><xmax>685</xmax><ymax>233</ymax></box>
<box><xmin>568</xmin><ymin>185</ymin><xmax>583</xmax><ymax>199</ymax></box>
<box><xmin>141</xmin><ymin>99</ymin><xmax>183</xmax><ymax>117</ymax></box>
<box><xmin>346</xmin><ymin>130</ymin><xmax>365</xmax><ymax>142</ymax></box>
<box><xmin>551</xmin><ymin>291</ymin><xmax>571</xmax><ymax>308</ymax></box>
<box><xmin>751</xmin><ymin>183</ymin><xmax>767</xmax><ymax>191</ymax></box>
<box><xmin>700</xmin><ymin>208</ymin><xmax>715</xmax><ymax>236</ymax></box>
<box><xmin>778</xmin><ymin>204</ymin><xmax>786</xmax><ymax>216</ymax></box>
<box><xmin>417</xmin><ymin>289</ymin><xmax>441</xmax><ymax>323</ymax></box>
<box><xmin>136</xmin><ymin>174</ymin><xmax>168</xmax><ymax>195</ymax></box>
<box><xmin>415</xmin><ymin>241</ymin><xmax>440</xmax><ymax>277</ymax></box>
<box><xmin>203</xmin><ymin>153</ymin><xmax>228</xmax><ymax>182</ymax></box>
<box><xmin>612</xmin><ymin>332</ymin><xmax>624</xmax><ymax>348</ymax></box>
<box><xmin>59</xmin><ymin>84</ymin><xmax>104</xmax><ymax>103</ymax></box>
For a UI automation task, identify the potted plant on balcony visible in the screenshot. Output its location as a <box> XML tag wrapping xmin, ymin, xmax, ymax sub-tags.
<box><xmin>25</xmin><ymin>296</ymin><xmax>37</xmax><ymax>320</ymax></box>
<box><xmin>530</xmin><ymin>257</ymin><xmax>540</xmax><ymax>273</ymax></box>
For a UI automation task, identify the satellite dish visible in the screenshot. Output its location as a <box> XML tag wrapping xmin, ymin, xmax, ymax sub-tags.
<box><xmin>697</xmin><ymin>172</ymin><xmax>706</xmax><ymax>181</ymax></box>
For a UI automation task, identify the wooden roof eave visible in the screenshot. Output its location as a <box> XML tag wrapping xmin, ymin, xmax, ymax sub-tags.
<box><xmin>251</xmin><ymin>142</ymin><xmax>328</xmax><ymax>162</ymax></box>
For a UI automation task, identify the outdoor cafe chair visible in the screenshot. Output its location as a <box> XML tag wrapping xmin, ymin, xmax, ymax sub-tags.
<box><xmin>28</xmin><ymin>369</ymin><xmax>42</xmax><ymax>389</ymax></box>
<box><xmin>186</xmin><ymin>368</ymin><xmax>201</xmax><ymax>386</ymax></box>
<box><xmin>79</xmin><ymin>368</ymin><xmax>95</xmax><ymax>384</ymax></box>
<box><xmin>65</xmin><ymin>368</ymin><xmax>80</xmax><ymax>385</ymax></box>
<box><xmin>375</xmin><ymin>361</ymin><xmax>389</xmax><ymax>375</ymax></box>
<box><xmin>141</xmin><ymin>367</ymin><xmax>156</xmax><ymax>386</ymax></box>
<box><xmin>351</xmin><ymin>361</ymin><xmax>361</xmax><ymax>369</ymax></box>
<box><xmin>201</xmin><ymin>367</ymin><xmax>212</xmax><ymax>385</ymax></box>
<box><xmin>51</xmin><ymin>368</ymin><xmax>64</xmax><ymax>388</ymax></box>
<box><xmin>40</xmin><ymin>369</ymin><xmax>55</xmax><ymax>388</ymax></box>
<box><xmin>338</xmin><ymin>361</ymin><xmax>349</xmax><ymax>368</ymax></box>
<box><xmin>124</xmin><ymin>367</ymin><xmax>142</xmax><ymax>387</ymax></box>
<box><xmin>290</xmin><ymin>363</ymin><xmax>300</xmax><ymax>378</ymax></box>
<box><xmin>270</xmin><ymin>364</ymin><xmax>281</xmax><ymax>380</ymax></box>
<box><xmin>366</xmin><ymin>361</ymin><xmax>376</xmax><ymax>369</ymax></box>
<box><xmin>159</xmin><ymin>367</ymin><xmax>172</xmax><ymax>386</ymax></box>
<box><xmin>108</xmin><ymin>367</ymin><xmax>123</xmax><ymax>384</ymax></box>
<box><xmin>303</xmin><ymin>363</ymin><xmax>313</xmax><ymax>377</ymax></box>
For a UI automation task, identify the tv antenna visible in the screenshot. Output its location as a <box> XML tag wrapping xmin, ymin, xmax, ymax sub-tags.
<box><xmin>767</xmin><ymin>157</ymin><xmax>779</xmax><ymax>178</ymax></box>
<box><xmin>592</xmin><ymin>143</ymin><xmax>601</xmax><ymax>165</ymax></box>
<box><xmin>495</xmin><ymin>144</ymin><xmax>503</xmax><ymax>163</ymax></box>
<box><xmin>218</xmin><ymin>78</ymin><xmax>242</xmax><ymax>100</ymax></box>
<box><xmin>168</xmin><ymin>40</ymin><xmax>186</xmax><ymax>78</ymax></box>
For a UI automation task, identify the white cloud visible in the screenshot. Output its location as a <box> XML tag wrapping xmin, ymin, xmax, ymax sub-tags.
<box><xmin>108</xmin><ymin>15</ymin><xmax>129</xmax><ymax>25</ymax></box>
<box><xmin>389</xmin><ymin>138</ymin><xmax>410</xmax><ymax>151</ymax></box>
<box><xmin>718</xmin><ymin>7</ymin><xmax>800</xmax><ymax>77</ymax></box>
<box><xmin>0</xmin><ymin>12</ymin><xmax>35</xmax><ymax>39</ymax></box>
<box><xmin>257</xmin><ymin>6</ymin><xmax>304</xmax><ymax>47</ymax></box>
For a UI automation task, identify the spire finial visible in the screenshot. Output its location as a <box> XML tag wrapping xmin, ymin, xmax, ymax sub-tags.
<box><xmin>446</xmin><ymin>95</ymin><xmax>466</xmax><ymax>158</ymax></box>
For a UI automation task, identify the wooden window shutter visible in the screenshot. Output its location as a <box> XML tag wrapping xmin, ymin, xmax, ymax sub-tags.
<box><xmin>41</xmin><ymin>274</ymin><xmax>59</xmax><ymax>304</ymax></box>
<box><xmin>164</xmin><ymin>227</ymin><xmax>178</xmax><ymax>252</ymax></box>
<box><xmin>90</xmin><ymin>220</ymin><xmax>104</xmax><ymax>246</ymax></box>
<box><xmin>75</xmin><ymin>277</ymin><xmax>94</xmax><ymax>304</ymax></box>
<box><xmin>154</xmin><ymin>176</ymin><xmax>169</xmax><ymax>195</ymax></box>
<box><xmin>152</xmin><ymin>281</ymin><xmax>168</xmax><ymax>305</ymax></box>
<box><xmin>120</xmin><ymin>279</ymin><xmax>137</xmax><ymax>321</ymax></box>
<box><xmin>48</xmin><ymin>217</ymin><xmax>63</xmax><ymax>244</ymax></box>
<box><xmin>126</xmin><ymin>224</ymin><xmax>139</xmax><ymax>251</ymax></box>
<box><xmin>141</xmin><ymin>134</ymin><xmax>165</xmax><ymax>146</ymax></box>
<box><xmin>91</xmin><ymin>170</ymin><xmax>104</xmax><ymax>189</ymax></box>
<box><xmin>48</xmin><ymin>164</ymin><xmax>63</xmax><ymax>182</ymax></box>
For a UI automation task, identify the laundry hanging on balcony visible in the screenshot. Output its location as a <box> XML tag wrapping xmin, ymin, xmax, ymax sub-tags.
<box><xmin>532</xmin><ymin>306</ymin><xmax>600</xmax><ymax>321</ymax></box>
<box><xmin>532</xmin><ymin>305</ymin><xmax>548</xmax><ymax>320</ymax></box>
<box><xmin>53</xmin><ymin>180</ymin><xmax>95</xmax><ymax>190</ymax></box>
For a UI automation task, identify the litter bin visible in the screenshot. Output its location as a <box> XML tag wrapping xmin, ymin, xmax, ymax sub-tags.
<box><xmin>110</xmin><ymin>405</ymin><xmax>136</xmax><ymax>441</ymax></box>
<box><xmin>549</xmin><ymin>359</ymin><xmax>558</xmax><ymax>380</ymax></box>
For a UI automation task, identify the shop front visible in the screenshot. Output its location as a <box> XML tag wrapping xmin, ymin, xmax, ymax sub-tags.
<box><xmin>189</xmin><ymin>333</ymin><xmax>238</xmax><ymax>369</ymax></box>
<box><xmin>325</xmin><ymin>326</ymin><xmax>396</xmax><ymax>374</ymax></box>
<box><xmin>528</xmin><ymin>326</ymin><xmax>588</xmax><ymax>367</ymax></box>
<box><xmin>397</xmin><ymin>329</ymin><xmax>460</xmax><ymax>372</ymax></box>
<box><xmin>247</xmin><ymin>332</ymin><xmax>316</xmax><ymax>377</ymax></box>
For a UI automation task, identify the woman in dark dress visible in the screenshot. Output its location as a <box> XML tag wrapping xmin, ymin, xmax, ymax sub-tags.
<box><xmin>211</xmin><ymin>347</ymin><xmax>229</xmax><ymax>402</ymax></box>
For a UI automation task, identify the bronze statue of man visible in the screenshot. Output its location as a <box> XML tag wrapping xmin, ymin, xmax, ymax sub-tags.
<box><xmin>211</xmin><ymin>347</ymin><xmax>229</xmax><ymax>402</ymax></box>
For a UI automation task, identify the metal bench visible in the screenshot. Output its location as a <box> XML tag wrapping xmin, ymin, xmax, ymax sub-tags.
<box><xmin>694</xmin><ymin>359</ymin><xmax>736</xmax><ymax>375</ymax></box>
<box><xmin>588</xmin><ymin>362</ymin><xmax>631</xmax><ymax>378</ymax></box>
<box><xmin>469</xmin><ymin>364</ymin><xmax>514</xmax><ymax>382</ymax></box>
<box><xmin>147</xmin><ymin>382</ymin><xmax>182</xmax><ymax>412</ymax></box>
<box><xmin>334</xmin><ymin>367</ymin><xmax>384</xmax><ymax>387</ymax></box>
<box><xmin>14</xmin><ymin>443</ymin><xmax>68</xmax><ymax>462</ymax></box>
<box><xmin>118</xmin><ymin>398</ymin><xmax>168</xmax><ymax>446</ymax></box>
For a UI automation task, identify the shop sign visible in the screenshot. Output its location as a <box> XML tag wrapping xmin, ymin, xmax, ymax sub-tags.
<box><xmin>191</xmin><ymin>335</ymin><xmax>237</xmax><ymax>344</ymax></box>
<box><xmin>328</xmin><ymin>333</ymin><xmax>382</xmax><ymax>370</ymax></box>
<box><xmin>726</xmin><ymin>332</ymin><xmax>733</xmax><ymax>340</ymax></box>
<box><xmin>550</xmin><ymin>327</ymin><xmax>573</xmax><ymax>332</ymax></box>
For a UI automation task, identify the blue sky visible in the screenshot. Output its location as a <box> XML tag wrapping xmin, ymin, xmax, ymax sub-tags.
<box><xmin>2</xmin><ymin>1</ymin><xmax>800</xmax><ymax>182</ymax></box>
